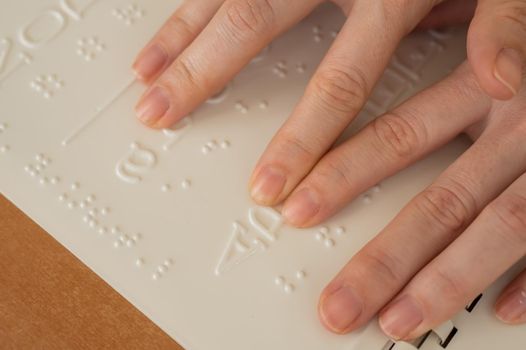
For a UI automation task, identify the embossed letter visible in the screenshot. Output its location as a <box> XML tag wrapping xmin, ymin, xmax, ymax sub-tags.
<box><xmin>60</xmin><ymin>0</ymin><xmax>97</xmax><ymax>21</ymax></box>
<box><xmin>248</xmin><ymin>207</ymin><xmax>283</xmax><ymax>242</ymax></box>
<box><xmin>0</xmin><ymin>38</ymin><xmax>12</xmax><ymax>75</ymax></box>
<box><xmin>19</xmin><ymin>10</ymin><xmax>67</xmax><ymax>49</ymax></box>
<box><xmin>115</xmin><ymin>142</ymin><xmax>157</xmax><ymax>184</ymax></box>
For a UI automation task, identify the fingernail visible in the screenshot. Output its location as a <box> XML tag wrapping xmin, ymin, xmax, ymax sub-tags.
<box><xmin>494</xmin><ymin>48</ymin><xmax>522</xmax><ymax>96</ymax></box>
<box><xmin>379</xmin><ymin>295</ymin><xmax>423</xmax><ymax>340</ymax></box>
<box><xmin>250</xmin><ymin>166</ymin><xmax>286</xmax><ymax>205</ymax></box>
<box><xmin>282</xmin><ymin>188</ymin><xmax>320</xmax><ymax>226</ymax></box>
<box><xmin>320</xmin><ymin>285</ymin><xmax>363</xmax><ymax>333</ymax></box>
<box><xmin>496</xmin><ymin>288</ymin><xmax>526</xmax><ymax>324</ymax></box>
<box><xmin>136</xmin><ymin>86</ymin><xmax>170</xmax><ymax>125</ymax></box>
<box><xmin>133</xmin><ymin>44</ymin><xmax>168</xmax><ymax>81</ymax></box>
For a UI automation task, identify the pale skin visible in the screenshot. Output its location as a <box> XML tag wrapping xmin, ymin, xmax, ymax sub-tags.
<box><xmin>132</xmin><ymin>0</ymin><xmax>526</xmax><ymax>341</ymax></box>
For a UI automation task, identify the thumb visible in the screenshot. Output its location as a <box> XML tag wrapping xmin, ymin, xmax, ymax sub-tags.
<box><xmin>467</xmin><ymin>0</ymin><xmax>526</xmax><ymax>100</ymax></box>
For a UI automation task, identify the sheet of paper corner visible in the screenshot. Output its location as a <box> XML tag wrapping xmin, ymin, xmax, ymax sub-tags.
<box><xmin>0</xmin><ymin>0</ymin><xmax>525</xmax><ymax>349</ymax></box>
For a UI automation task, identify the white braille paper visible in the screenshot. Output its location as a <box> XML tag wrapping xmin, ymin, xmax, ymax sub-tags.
<box><xmin>0</xmin><ymin>1</ymin><xmax>524</xmax><ymax>349</ymax></box>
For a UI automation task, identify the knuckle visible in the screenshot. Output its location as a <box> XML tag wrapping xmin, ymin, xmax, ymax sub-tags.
<box><xmin>371</xmin><ymin>111</ymin><xmax>424</xmax><ymax>159</ymax></box>
<box><xmin>429</xmin><ymin>267</ymin><xmax>466</xmax><ymax>301</ymax></box>
<box><xmin>488</xmin><ymin>193</ymin><xmax>526</xmax><ymax>244</ymax></box>
<box><xmin>280</xmin><ymin>135</ymin><xmax>316</xmax><ymax>161</ymax></box>
<box><xmin>359</xmin><ymin>249</ymin><xmax>403</xmax><ymax>285</ymax></box>
<box><xmin>224</xmin><ymin>0</ymin><xmax>275</xmax><ymax>39</ymax></box>
<box><xmin>166</xmin><ymin>13</ymin><xmax>195</xmax><ymax>39</ymax></box>
<box><xmin>495</xmin><ymin>2</ymin><xmax>526</xmax><ymax>34</ymax></box>
<box><xmin>170</xmin><ymin>57</ymin><xmax>204</xmax><ymax>91</ymax></box>
<box><xmin>319</xmin><ymin>154</ymin><xmax>354</xmax><ymax>191</ymax></box>
<box><xmin>311</xmin><ymin>66</ymin><xmax>368</xmax><ymax>116</ymax></box>
<box><xmin>415</xmin><ymin>182</ymin><xmax>476</xmax><ymax>234</ymax></box>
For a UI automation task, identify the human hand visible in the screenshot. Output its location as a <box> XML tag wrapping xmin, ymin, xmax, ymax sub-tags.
<box><xmin>315</xmin><ymin>62</ymin><xmax>526</xmax><ymax>339</ymax></box>
<box><xmin>133</xmin><ymin>0</ymin><xmax>522</xmax><ymax>130</ymax></box>
<box><xmin>132</xmin><ymin>0</ymin><xmax>526</xmax><ymax>339</ymax></box>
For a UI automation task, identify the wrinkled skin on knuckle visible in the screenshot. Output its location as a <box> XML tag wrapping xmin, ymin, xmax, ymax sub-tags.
<box><xmin>311</xmin><ymin>67</ymin><xmax>368</xmax><ymax>116</ymax></box>
<box><xmin>414</xmin><ymin>185</ymin><xmax>474</xmax><ymax>234</ymax></box>
<box><xmin>488</xmin><ymin>193</ymin><xmax>526</xmax><ymax>245</ymax></box>
<box><xmin>493</xmin><ymin>1</ymin><xmax>526</xmax><ymax>35</ymax></box>
<box><xmin>223</xmin><ymin>0</ymin><xmax>275</xmax><ymax>41</ymax></box>
<box><xmin>371</xmin><ymin>112</ymin><xmax>423</xmax><ymax>160</ymax></box>
<box><xmin>425</xmin><ymin>266</ymin><xmax>468</xmax><ymax>303</ymax></box>
<box><xmin>318</xmin><ymin>154</ymin><xmax>354</xmax><ymax>192</ymax></box>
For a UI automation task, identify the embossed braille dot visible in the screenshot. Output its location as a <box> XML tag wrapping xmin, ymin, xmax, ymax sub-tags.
<box><xmin>284</xmin><ymin>284</ymin><xmax>294</xmax><ymax>294</ymax></box>
<box><xmin>220</xmin><ymin>140</ymin><xmax>230</xmax><ymax>149</ymax></box>
<box><xmin>296</xmin><ymin>271</ymin><xmax>306</xmax><ymax>280</ymax></box>
<box><xmin>0</xmin><ymin>145</ymin><xmax>9</xmax><ymax>153</ymax></box>
<box><xmin>135</xmin><ymin>258</ymin><xmax>145</xmax><ymax>267</ymax></box>
<box><xmin>152</xmin><ymin>272</ymin><xmax>161</xmax><ymax>280</ymax></box>
<box><xmin>50</xmin><ymin>177</ymin><xmax>60</xmax><ymax>185</ymax></box>
<box><xmin>58</xmin><ymin>194</ymin><xmax>68</xmax><ymax>202</ymax></box>
<box><xmin>319</xmin><ymin>227</ymin><xmax>329</xmax><ymax>235</ymax></box>
<box><xmin>157</xmin><ymin>265</ymin><xmax>167</xmax><ymax>274</ymax></box>
<box><xmin>315</xmin><ymin>232</ymin><xmax>324</xmax><ymax>241</ymax></box>
<box><xmin>68</xmin><ymin>201</ymin><xmax>78</xmax><ymax>209</ymax></box>
<box><xmin>86</xmin><ymin>194</ymin><xmax>95</xmax><ymax>203</ymax></box>
<box><xmin>114</xmin><ymin>240</ymin><xmax>123</xmax><ymax>248</ymax></box>
<box><xmin>163</xmin><ymin>258</ymin><xmax>173</xmax><ymax>267</ymax></box>
<box><xmin>324</xmin><ymin>238</ymin><xmax>335</xmax><ymax>248</ymax></box>
<box><xmin>39</xmin><ymin>177</ymin><xmax>49</xmax><ymax>185</ymax></box>
<box><xmin>181</xmin><ymin>180</ymin><xmax>191</xmax><ymax>190</ymax></box>
<box><xmin>111</xmin><ymin>226</ymin><xmax>120</xmax><ymax>235</ymax></box>
<box><xmin>363</xmin><ymin>194</ymin><xmax>372</xmax><ymax>204</ymax></box>
<box><xmin>89</xmin><ymin>220</ymin><xmax>98</xmax><ymax>229</ymax></box>
<box><xmin>126</xmin><ymin>239</ymin><xmax>135</xmax><ymax>248</ymax></box>
<box><xmin>335</xmin><ymin>226</ymin><xmax>346</xmax><ymax>235</ymax></box>
<box><xmin>98</xmin><ymin>227</ymin><xmax>108</xmax><ymax>235</ymax></box>
<box><xmin>101</xmin><ymin>207</ymin><xmax>110</xmax><ymax>216</ymax></box>
<box><xmin>161</xmin><ymin>184</ymin><xmax>171</xmax><ymax>192</ymax></box>
<box><xmin>71</xmin><ymin>182</ymin><xmax>80</xmax><ymax>191</ymax></box>
<box><xmin>235</xmin><ymin>101</ymin><xmax>249</xmax><ymax>114</ymax></box>
<box><xmin>275</xmin><ymin>276</ymin><xmax>285</xmax><ymax>285</ymax></box>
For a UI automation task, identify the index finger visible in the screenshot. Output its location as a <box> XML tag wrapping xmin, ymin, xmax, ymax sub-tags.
<box><xmin>249</xmin><ymin>0</ymin><xmax>443</xmax><ymax>206</ymax></box>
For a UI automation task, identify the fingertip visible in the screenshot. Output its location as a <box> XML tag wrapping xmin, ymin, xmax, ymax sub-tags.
<box><xmin>249</xmin><ymin>165</ymin><xmax>287</xmax><ymax>206</ymax></box>
<box><xmin>493</xmin><ymin>48</ymin><xmax>522</xmax><ymax>98</ymax></box>
<box><xmin>135</xmin><ymin>86</ymin><xmax>170</xmax><ymax>126</ymax></box>
<box><xmin>133</xmin><ymin>44</ymin><xmax>169</xmax><ymax>83</ymax></box>
<box><xmin>495</xmin><ymin>288</ymin><xmax>526</xmax><ymax>325</ymax></box>
<box><xmin>318</xmin><ymin>284</ymin><xmax>364</xmax><ymax>334</ymax></box>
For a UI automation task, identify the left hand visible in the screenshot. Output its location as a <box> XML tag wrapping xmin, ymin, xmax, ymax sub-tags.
<box><xmin>317</xmin><ymin>62</ymin><xmax>526</xmax><ymax>340</ymax></box>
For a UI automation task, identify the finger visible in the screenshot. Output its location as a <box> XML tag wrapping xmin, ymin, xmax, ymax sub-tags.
<box><xmin>379</xmin><ymin>171</ymin><xmax>526</xmax><ymax>340</ymax></box>
<box><xmin>282</xmin><ymin>64</ymin><xmax>490</xmax><ymax>227</ymax></box>
<box><xmin>417</xmin><ymin>0</ymin><xmax>476</xmax><ymax>29</ymax></box>
<box><xmin>249</xmin><ymin>0</ymin><xmax>443</xmax><ymax>207</ymax></box>
<box><xmin>318</xmin><ymin>89</ymin><xmax>526</xmax><ymax>334</ymax></box>
<box><xmin>135</xmin><ymin>0</ymin><xmax>321</xmax><ymax>128</ymax></box>
<box><xmin>495</xmin><ymin>267</ymin><xmax>526</xmax><ymax>324</ymax></box>
<box><xmin>133</xmin><ymin>0</ymin><xmax>225</xmax><ymax>83</ymax></box>
<box><xmin>467</xmin><ymin>0</ymin><xmax>526</xmax><ymax>100</ymax></box>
